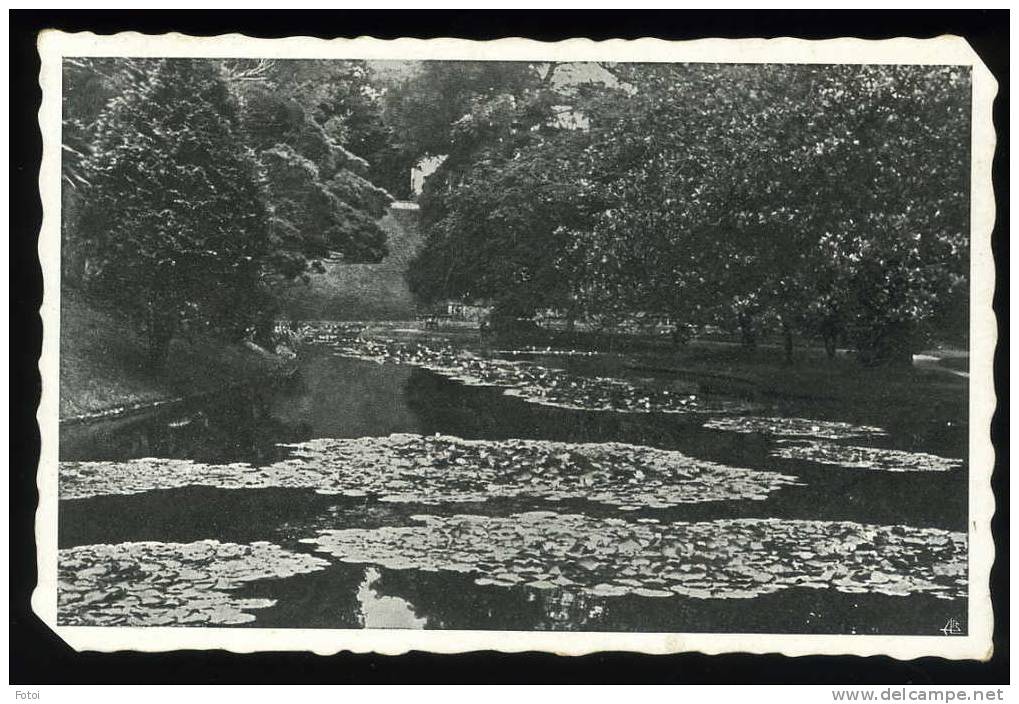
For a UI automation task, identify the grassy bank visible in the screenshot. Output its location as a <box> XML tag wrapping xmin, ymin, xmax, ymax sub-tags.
<box><xmin>59</xmin><ymin>288</ymin><xmax>293</xmax><ymax>421</ymax></box>
<box><xmin>281</xmin><ymin>203</ymin><xmax>424</xmax><ymax>321</ymax></box>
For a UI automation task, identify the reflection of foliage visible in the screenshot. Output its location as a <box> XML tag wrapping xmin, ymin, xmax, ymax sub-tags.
<box><xmin>772</xmin><ymin>440</ymin><xmax>963</xmax><ymax>472</ymax></box>
<box><xmin>373</xmin><ymin>565</ymin><xmax>611</xmax><ymax>632</ymax></box>
<box><xmin>61</xmin><ymin>432</ymin><xmax>799</xmax><ymax>508</ymax></box>
<box><xmin>533</xmin><ymin>584</ymin><xmax>606</xmax><ymax>630</ymax></box>
<box><xmin>312</xmin><ymin>512</ymin><xmax>968</xmax><ymax>601</ymax></box>
<box><xmin>59</xmin><ymin>387</ymin><xmax>312</xmax><ymax>466</ymax></box>
<box><xmin>58</xmin><ymin>540</ymin><xmax>328</xmax><ymax>626</ymax></box>
<box><xmin>354</xmin><ymin>567</ymin><xmax>428</xmax><ymax>628</ymax></box>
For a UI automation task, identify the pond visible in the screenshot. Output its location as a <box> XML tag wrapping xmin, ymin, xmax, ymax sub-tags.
<box><xmin>58</xmin><ymin>328</ymin><xmax>969</xmax><ymax>634</ymax></box>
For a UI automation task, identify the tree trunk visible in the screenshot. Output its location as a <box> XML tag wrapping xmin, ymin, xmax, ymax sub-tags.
<box><xmin>822</xmin><ymin>331</ymin><xmax>837</xmax><ymax>360</ymax></box>
<box><xmin>739</xmin><ymin>314</ymin><xmax>757</xmax><ymax>350</ymax></box>
<box><xmin>782</xmin><ymin>321</ymin><xmax>794</xmax><ymax>365</ymax></box>
<box><xmin>253</xmin><ymin>311</ymin><xmax>276</xmax><ymax>350</ymax></box>
<box><xmin>858</xmin><ymin>322</ymin><xmax>914</xmax><ymax>368</ymax></box>
<box><xmin>671</xmin><ymin>324</ymin><xmax>691</xmax><ymax>350</ymax></box>
<box><xmin>881</xmin><ymin>331</ymin><xmax>915</xmax><ymax>368</ymax></box>
<box><xmin>146</xmin><ymin>304</ymin><xmax>176</xmax><ymax>371</ymax></box>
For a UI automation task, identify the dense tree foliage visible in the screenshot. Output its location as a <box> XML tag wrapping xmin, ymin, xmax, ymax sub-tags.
<box><xmin>404</xmin><ymin>62</ymin><xmax>618</xmax><ymax>324</ymax></box>
<box><xmin>406</xmin><ymin>61</ymin><xmax>970</xmax><ymax>364</ymax></box>
<box><xmin>74</xmin><ymin>60</ymin><xmax>272</xmax><ymax>366</ymax></box>
<box><xmin>232</xmin><ymin>78</ymin><xmax>391</xmax><ymax>266</ymax></box>
<box><xmin>383</xmin><ymin>61</ymin><xmax>543</xmax><ymax>162</ymax></box>
<box><xmin>580</xmin><ymin>64</ymin><xmax>969</xmax><ymax>363</ymax></box>
<box><xmin>63</xmin><ymin>57</ymin><xmax>971</xmax><ymax>369</ymax></box>
<box><xmin>408</xmin><ymin>129</ymin><xmax>602</xmax><ymax>322</ymax></box>
<box><xmin>63</xmin><ymin>58</ymin><xmax>399</xmax><ymax>365</ymax></box>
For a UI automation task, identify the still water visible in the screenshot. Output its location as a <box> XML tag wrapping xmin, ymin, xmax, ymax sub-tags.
<box><xmin>58</xmin><ymin>332</ymin><xmax>969</xmax><ymax>634</ymax></box>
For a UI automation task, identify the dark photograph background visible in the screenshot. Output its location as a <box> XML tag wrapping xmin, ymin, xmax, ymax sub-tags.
<box><xmin>10</xmin><ymin>9</ymin><xmax>1009</xmax><ymax>685</ymax></box>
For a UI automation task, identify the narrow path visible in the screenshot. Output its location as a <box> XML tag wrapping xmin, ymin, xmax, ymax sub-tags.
<box><xmin>912</xmin><ymin>353</ymin><xmax>970</xmax><ymax>379</ymax></box>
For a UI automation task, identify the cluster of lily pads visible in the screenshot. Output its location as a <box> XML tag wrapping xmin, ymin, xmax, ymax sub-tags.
<box><xmin>702</xmin><ymin>416</ymin><xmax>887</xmax><ymax>440</ymax></box>
<box><xmin>493</xmin><ymin>347</ymin><xmax>602</xmax><ymax>357</ymax></box>
<box><xmin>310</xmin><ymin>512</ymin><xmax>968</xmax><ymax>601</ymax></box>
<box><xmin>771</xmin><ymin>440</ymin><xmax>964</xmax><ymax>472</ymax></box>
<box><xmin>323</xmin><ymin>336</ymin><xmax>755</xmax><ymax>415</ymax></box>
<box><xmin>61</xmin><ymin>433</ymin><xmax>801</xmax><ymax>509</ymax></box>
<box><xmin>297</xmin><ymin>322</ymin><xmax>367</xmax><ymax>344</ymax></box>
<box><xmin>58</xmin><ymin>540</ymin><xmax>329</xmax><ymax>626</ymax></box>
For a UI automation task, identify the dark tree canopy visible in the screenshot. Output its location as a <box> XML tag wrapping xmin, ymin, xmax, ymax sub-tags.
<box><xmin>404</xmin><ymin>61</ymin><xmax>970</xmax><ymax>362</ymax></box>
<box><xmin>62</xmin><ymin>57</ymin><xmax>972</xmax><ymax>368</ymax></box>
<box><xmin>63</xmin><ymin>57</ymin><xmax>401</xmax><ymax>364</ymax></box>
<box><xmin>77</xmin><ymin>60</ymin><xmax>272</xmax><ymax>364</ymax></box>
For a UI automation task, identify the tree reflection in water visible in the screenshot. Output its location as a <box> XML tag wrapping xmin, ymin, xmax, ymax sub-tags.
<box><xmin>60</xmin><ymin>384</ymin><xmax>314</xmax><ymax>465</ymax></box>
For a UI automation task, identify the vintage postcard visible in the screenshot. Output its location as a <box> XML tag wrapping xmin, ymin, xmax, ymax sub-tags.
<box><xmin>35</xmin><ymin>31</ymin><xmax>997</xmax><ymax>658</ymax></box>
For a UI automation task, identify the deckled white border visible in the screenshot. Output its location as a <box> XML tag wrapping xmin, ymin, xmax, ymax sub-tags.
<box><xmin>34</xmin><ymin>31</ymin><xmax>998</xmax><ymax>659</ymax></box>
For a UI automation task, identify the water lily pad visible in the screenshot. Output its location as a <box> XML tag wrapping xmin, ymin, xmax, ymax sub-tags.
<box><xmin>703</xmin><ymin>416</ymin><xmax>887</xmax><ymax>440</ymax></box>
<box><xmin>494</xmin><ymin>347</ymin><xmax>602</xmax><ymax>357</ymax></box>
<box><xmin>311</xmin><ymin>513</ymin><xmax>967</xmax><ymax>602</ymax></box>
<box><xmin>61</xmin><ymin>433</ymin><xmax>801</xmax><ymax>509</ymax></box>
<box><xmin>771</xmin><ymin>440</ymin><xmax>963</xmax><ymax>472</ymax></box>
<box><xmin>58</xmin><ymin>540</ymin><xmax>329</xmax><ymax>626</ymax></box>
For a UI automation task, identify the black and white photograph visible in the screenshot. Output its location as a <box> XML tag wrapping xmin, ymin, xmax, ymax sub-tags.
<box><xmin>31</xmin><ymin>31</ymin><xmax>996</xmax><ymax>659</ymax></box>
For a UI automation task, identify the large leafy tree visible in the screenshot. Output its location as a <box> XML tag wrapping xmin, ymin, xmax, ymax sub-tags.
<box><xmin>404</xmin><ymin>62</ymin><xmax>619</xmax><ymax>324</ymax></box>
<box><xmin>231</xmin><ymin>76</ymin><xmax>392</xmax><ymax>267</ymax></box>
<box><xmin>78</xmin><ymin>59</ymin><xmax>272</xmax><ymax>367</ymax></box>
<box><xmin>383</xmin><ymin>61</ymin><xmax>543</xmax><ymax>163</ymax></box>
<box><xmin>66</xmin><ymin>57</ymin><xmax>402</xmax><ymax>357</ymax></box>
<box><xmin>405</xmin><ymin>61</ymin><xmax>969</xmax><ymax>364</ymax></box>
<box><xmin>61</xmin><ymin>58</ymin><xmax>158</xmax><ymax>285</ymax></box>
<box><xmin>229</xmin><ymin>59</ymin><xmax>409</xmax><ymax>200</ymax></box>
<box><xmin>791</xmin><ymin>65</ymin><xmax>970</xmax><ymax>363</ymax></box>
<box><xmin>408</xmin><ymin>129</ymin><xmax>601</xmax><ymax>322</ymax></box>
<box><xmin>576</xmin><ymin>63</ymin><xmax>970</xmax><ymax>363</ymax></box>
